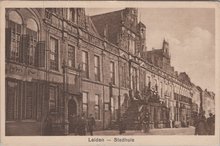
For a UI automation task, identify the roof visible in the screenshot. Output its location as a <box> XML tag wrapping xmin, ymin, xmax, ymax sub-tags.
<box><xmin>178</xmin><ymin>72</ymin><xmax>192</xmax><ymax>86</ymax></box>
<box><xmin>86</xmin><ymin>16</ymin><xmax>101</xmax><ymax>38</ymax></box>
<box><xmin>91</xmin><ymin>9</ymin><xmax>123</xmax><ymax>45</ymax></box>
<box><xmin>196</xmin><ymin>86</ymin><xmax>203</xmax><ymax>92</ymax></box>
<box><xmin>138</xmin><ymin>21</ymin><xmax>146</xmax><ymax>28</ymax></box>
<box><xmin>147</xmin><ymin>49</ymin><xmax>163</xmax><ymax>56</ymax></box>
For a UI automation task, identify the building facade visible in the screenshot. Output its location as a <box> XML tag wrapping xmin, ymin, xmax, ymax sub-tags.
<box><xmin>5</xmin><ymin>8</ymin><xmax>214</xmax><ymax>135</ymax></box>
<box><xmin>202</xmin><ymin>89</ymin><xmax>215</xmax><ymax>117</ymax></box>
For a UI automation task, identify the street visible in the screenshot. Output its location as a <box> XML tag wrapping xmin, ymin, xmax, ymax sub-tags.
<box><xmin>70</xmin><ymin>126</ymin><xmax>195</xmax><ymax>136</ymax></box>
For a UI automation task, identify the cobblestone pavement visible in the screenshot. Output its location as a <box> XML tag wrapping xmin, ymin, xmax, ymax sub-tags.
<box><xmin>70</xmin><ymin>126</ymin><xmax>195</xmax><ymax>136</ymax></box>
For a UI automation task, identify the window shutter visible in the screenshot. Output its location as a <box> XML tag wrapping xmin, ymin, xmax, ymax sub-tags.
<box><xmin>20</xmin><ymin>35</ymin><xmax>30</xmax><ymax>63</ymax></box>
<box><xmin>36</xmin><ymin>41</ymin><xmax>45</xmax><ymax>67</ymax></box>
<box><xmin>5</xmin><ymin>28</ymin><xmax>12</xmax><ymax>60</ymax></box>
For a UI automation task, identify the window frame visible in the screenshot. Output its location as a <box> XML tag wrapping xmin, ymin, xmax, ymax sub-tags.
<box><xmin>82</xmin><ymin>92</ymin><xmax>88</xmax><ymax>117</ymax></box>
<box><xmin>49</xmin><ymin>85</ymin><xmax>57</xmax><ymax>112</ymax></box>
<box><xmin>6</xmin><ymin>79</ymin><xmax>20</xmax><ymax>121</ymax></box>
<box><xmin>49</xmin><ymin>37</ymin><xmax>59</xmax><ymax>71</ymax></box>
<box><xmin>131</xmin><ymin>67</ymin><xmax>137</xmax><ymax>90</ymax></box>
<box><xmin>94</xmin><ymin>94</ymin><xmax>101</xmax><ymax>120</ymax></box>
<box><xmin>82</xmin><ymin>50</ymin><xmax>89</xmax><ymax>78</ymax></box>
<box><xmin>121</xmin><ymin>63</ymin><xmax>127</xmax><ymax>88</ymax></box>
<box><xmin>94</xmin><ymin>55</ymin><xmax>101</xmax><ymax>81</ymax></box>
<box><xmin>67</xmin><ymin>45</ymin><xmax>76</xmax><ymax>69</ymax></box>
<box><xmin>111</xmin><ymin>97</ymin><xmax>116</xmax><ymax>121</ymax></box>
<box><xmin>7</xmin><ymin>20</ymin><xmax>22</xmax><ymax>62</ymax></box>
<box><xmin>110</xmin><ymin>61</ymin><xmax>115</xmax><ymax>85</ymax></box>
<box><xmin>23</xmin><ymin>82</ymin><xmax>37</xmax><ymax>120</ymax></box>
<box><xmin>26</xmin><ymin>28</ymin><xmax>38</xmax><ymax>66</ymax></box>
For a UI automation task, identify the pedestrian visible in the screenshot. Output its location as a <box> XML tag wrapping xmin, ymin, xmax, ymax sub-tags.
<box><xmin>195</xmin><ymin>111</ymin><xmax>208</xmax><ymax>135</ymax></box>
<box><xmin>71</xmin><ymin>114</ymin><xmax>77</xmax><ymax>134</ymax></box>
<box><xmin>74</xmin><ymin>115</ymin><xmax>79</xmax><ymax>135</ymax></box>
<box><xmin>44</xmin><ymin>114</ymin><xmax>52</xmax><ymax>136</ymax></box>
<box><xmin>69</xmin><ymin>114</ymin><xmax>73</xmax><ymax>133</ymax></box>
<box><xmin>81</xmin><ymin>113</ymin><xmax>87</xmax><ymax>135</ymax></box>
<box><xmin>142</xmin><ymin>112</ymin><xmax>150</xmax><ymax>133</ymax></box>
<box><xmin>87</xmin><ymin>114</ymin><xmax>96</xmax><ymax>136</ymax></box>
<box><xmin>213</xmin><ymin>114</ymin><xmax>215</xmax><ymax>133</ymax></box>
<box><xmin>194</xmin><ymin>113</ymin><xmax>199</xmax><ymax>135</ymax></box>
<box><xmin>119</xmin><ymin>117</ymin><xmax>126</xmax><ymax>135</ymax></box>
<box><xmin>207</xmin><ymin>113</ymin><xmax>214</xmax><ymax>135</ymax></box>
<box><xmin>169</xmin><ymin>119</ymin><xmax>173</xmax><ymax>128</ymax></box>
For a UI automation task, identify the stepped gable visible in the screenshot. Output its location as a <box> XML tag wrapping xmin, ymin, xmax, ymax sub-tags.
<box><xmin>91</xmin><ymin>9</ymin><xmax>123</xmax><ymax>45</ymax></box>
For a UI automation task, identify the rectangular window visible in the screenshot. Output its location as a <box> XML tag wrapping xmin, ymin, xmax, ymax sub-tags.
<box><xmin>23</xmin><ymin>82</ymin><xmax>37</xmax><ymax>120</ymax></box>
<box><xmin>145</xmin><ymin>74</ymin><xmax>148</xmax><ymax>88</ymax></box>
<box><xmin>131</xmin><ymin>67</ymin><xmax>137</xmax><ymax>90</ymax></box>
<box><xmin>6</xmin><ymin>80</ymin><xmax>19</xmax><ymax>121</ymax></box>
<box><xmin>82</xmin><ymin>92</ymin><xmax>88</xmax><ymax>117</ymax></box>
<box><xmin>148</xmin><ymin>76</ymin><xmax>151</xmax><ymax>89</ymax></box>
<box><xmin>94</xmin><ymin>55</ymin><xmax>100</xmax><ymax>81</ymax></box>
<box><xmin>129</xmin><ymin>38</ymin><xmax>135</xmax><ymax>54</ymax></box>
<box><xmin>7</xmin><ymin>20</ymin><xmax>22</xmax><ymax>62</ymax></box>
<box><xmin>68</xmin><ymin>45</ymin><xmax>75</xmax><ymax>68</ymax></box>
<box><xmin>82</xmin><ymin>51</ymin><xmax>89</xmax><ymax>78</ymax></box>
<box><xmin>110</xmin><ymin>61</ymin><xmax>115</xmax><ymax>84</ymax></box>
<box><xmin>121</xmin><ymin>63</ymin><xmax>127</xmax><ymax>88</ymax></box>
<box><xmin>160</xmin><ymin>82</ymin><xmax>163</xmax><ymax>97</ymax></box>
<box><xmin>154</xmin><ymin>79</ymin><xmax>157</xmax><ymax>91</ymax></box>
<box><xmin>111</xmin><ymin>97</ymin><xmax>115</xmax><ymax>120</ymax></box>
<box><xmin>50</xmin><ymin>37</ymin><xmax>58</xmax><ymax>70</ymax></box>
<box><xmin>49</xmin><ymin>86</ymin><xmax>57</xmax><ymax>112</ymax></box>
<box><xmin>94</xmin><ymin>94</ymin><xmax>100</xmax><ymax>120</ymax></box>
<box><xmin>26</xmin><ymin>28</ymin><xmax>37</xmax><ymax>66</ymax></box>
<box><xmin>35</xmin><ymin>41</ymin><xmax>46</xmax><ymax>67</ymax></box>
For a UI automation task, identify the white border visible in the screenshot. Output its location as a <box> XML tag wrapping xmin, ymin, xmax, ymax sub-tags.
<box><xmin>0</xmin><ymin>1</ymin><xmax>219</xmax><ymax>146</ymax></box>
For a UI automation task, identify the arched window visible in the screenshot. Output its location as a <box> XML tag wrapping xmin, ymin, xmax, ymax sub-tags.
<box><xmin>26</xmin><ymin>18</ymin><xmax>38</xmax><ymax>65</ymax></box>
<box><xmin>6</xmin><ymin>11</ymin><xmax>23</xmax><ymax>62</ymax></box>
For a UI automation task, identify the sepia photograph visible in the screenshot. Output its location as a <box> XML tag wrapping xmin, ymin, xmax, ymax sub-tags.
<box><xmin>1</xmin><ymin>1</ymin><xmax>220</xmax><ymax>146</ymax></box>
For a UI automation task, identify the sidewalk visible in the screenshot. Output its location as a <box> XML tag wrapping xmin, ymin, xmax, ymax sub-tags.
<box><xmin>148</xmin><ymin>126</ymin><xmax>195</xmax><ymax>135</ymax></box>
<box><xmin>69</xmin><ymin>126</ymin><xmax>195</xmax><ymax>136</ymax></box>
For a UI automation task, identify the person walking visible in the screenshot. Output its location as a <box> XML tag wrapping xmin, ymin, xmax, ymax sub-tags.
<box><xmin>81</xmin><ymin>114</ymin><xmax>87</xmax><ymax>135</ymax></box>
<box><xmin>142</xmin><ymin>112</ymin><xmax>150</xmax><ymax>133</ymax></box>
<box><xmin>44</xmin><ymin>114</ymin><xmax>53</xmax><ymax>136</ymax></box>
<box><xmin>194</xmin><ymin>113</ymin><xmax>199</xmax><ymax>135</ymax></box>
<box><xmin>119</xmin><ymin>117</ymin><xmax>126</xmax><ymax>135</ymax></box>
<box><xmin>75</xmin><ymin>115</ymin><xmax>80</xmax><ymax>135</ymax></box>
<box><xmin>71</xmin><ymin>114</ymin><xmax>77</xmax><ymax>134</ymax></box>
<box><xmin>207</xmin><ymin>113</ymin><xmax>214</xmax><ymax>135</ymax></box>
<box><xmin>87</xmin><ymin>114</ymin><xmax>96</xmax><ymax>136</ymax></box>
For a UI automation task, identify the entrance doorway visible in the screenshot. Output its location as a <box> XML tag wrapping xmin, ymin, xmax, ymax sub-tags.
<box><xmin>68</xmin><ymin>99</ymin><xmax>77</xmax><ymax>133</ymax></box>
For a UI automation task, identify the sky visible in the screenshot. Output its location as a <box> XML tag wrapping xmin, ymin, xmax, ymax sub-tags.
<box><xmin>86</xmin><ymin>8</ymin><xmax>215</xmax><ymax>92</ymax></box>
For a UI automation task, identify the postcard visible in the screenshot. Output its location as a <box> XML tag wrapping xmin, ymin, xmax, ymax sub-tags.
<box><xmin>0</xmin><ymin>1</ymin><xmax>219</xmax><ymax>146</ymax></box>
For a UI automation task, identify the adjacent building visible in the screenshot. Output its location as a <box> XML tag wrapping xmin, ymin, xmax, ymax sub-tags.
<box><xmin>202</xmin><ymin>89</ymin><xmax>215</xmax><ymax>117</ymax></box>
<box><xmin>5</xmin><ymin>8</ymin><xmax>215</xmax><ymax>135</ymax></box>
